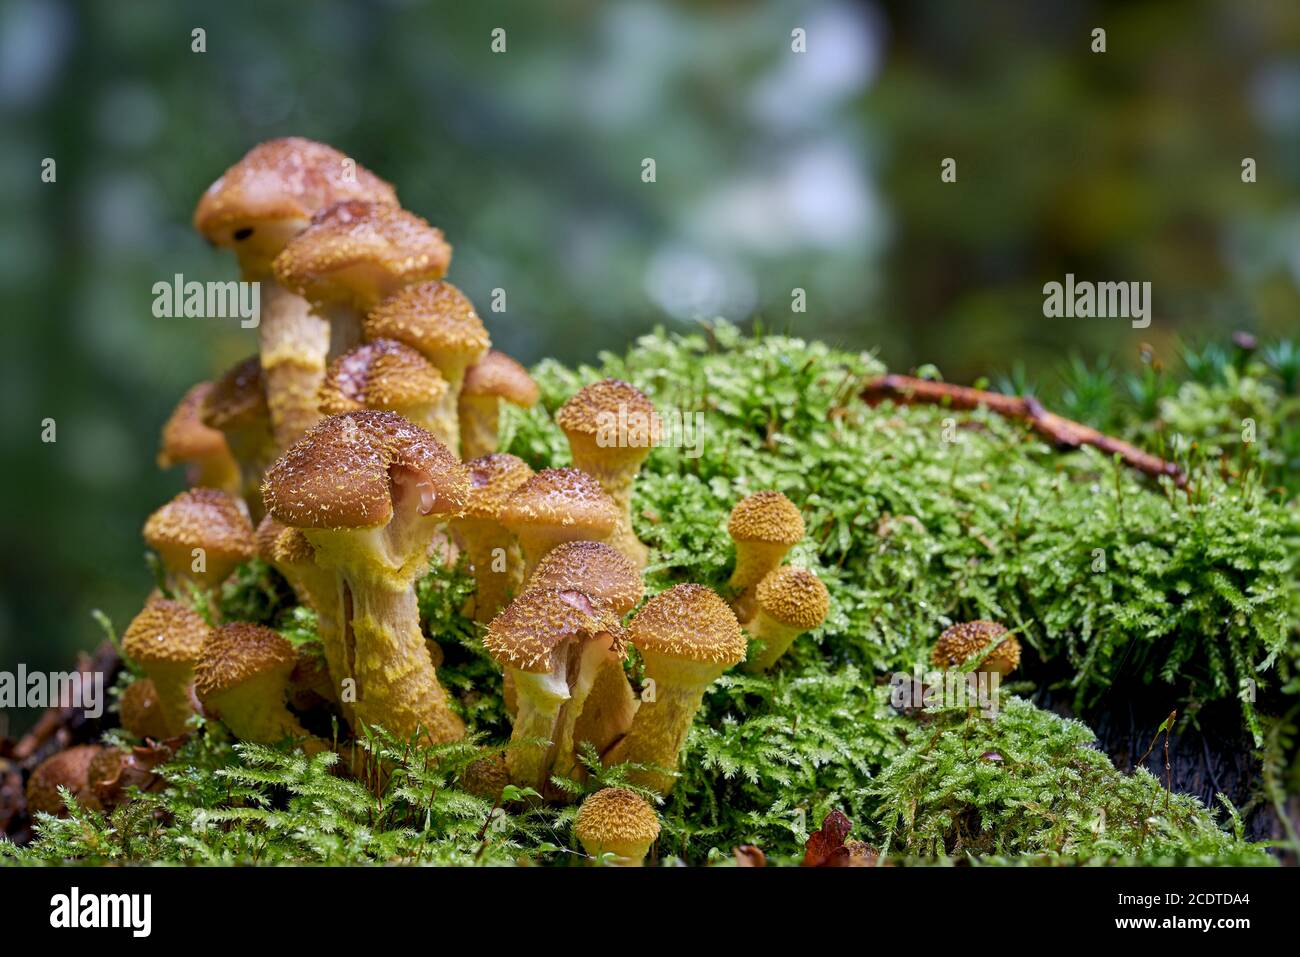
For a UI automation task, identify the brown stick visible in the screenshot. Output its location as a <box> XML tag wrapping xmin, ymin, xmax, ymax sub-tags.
<box><xmin>862</xmin><ymin>374</ymin><xmax>1186</xmax><ymax>487</ymax></box>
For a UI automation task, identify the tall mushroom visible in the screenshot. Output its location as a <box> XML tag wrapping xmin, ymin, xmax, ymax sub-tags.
<box><xmin>157</xmin><ymin>382</ymin><xmax>240</xmax><ymax>495</ymax></box>
<box><xmin>498</xmin><ymin>467</ymin><xmax>621</xmax><ymax>580</ymax></box>
<box><xmin>726</xmin><ymin>490</ymin><xmax>805</xmax><ymax>621</ymax></box>
<box><xmin>121</xmin><ymin>597</ymin><xmax>209</xmax><ymax>738</ymax></box>
<box><xmin>554</xmin><ymin>379</ymin><xmax>660</xmax><ymax>570</ymax></box>
<box><xmin>449</xmin><ymin>453</ymin><xmax>534</xmax><ymax>623</ymax></box>
<box><xmin>931</xmin><ymin>620</ymin><xmax>1021</xmax><ymax>677</ymax></box>
<box><xmin>195</xmin><ymin>622</ymin><xmax>313</xmax><ymax>745</ymax></box>
<box><xmin>575</xmin><ymin>787</ymin><xmax>660</xmax><ymax>866</ymax></box>
<box><xmin>274</xmin><ymin>200</ymin><xmax>451</xmax><ymax>363</ymax></box>
<box><xmin>262</xmin><ymin>409</ymin><xmax>470</xmax><ymax>745</ymax></box>
<box><xmin>319</xmin><ymin>338</ymin><xmax>450</xmax><ymax>445</ymax></box>
<box><xmin>605</xmin><ymin>584</ymin><xmax>745</xmax><ymax>795</ymax></box>
<box><xmin>363</xmin><ymin>280</ymin><xmax>491</xmax><ymax>457</ymax></box>
<box><xmin>742</xmin><ymin>566</ymin><xmax>830</xmax><ymax>672</ymax></box>
<box><xmin>200</xmin><ymin>356</ymin><xmax>278</xmax><ymax>518</ymax></box>
<box><xmin>142</xmin><ymin>487</ymin><xmax>256</xmax><ymax>605</ymax></box>
<box><xmin>484</xmin><ymin>588</ymin><xmax>625</xmax><ymax>793</ymax></box>
<box><xmin>194</xmin><ymin>137</ymin><xmax>398</xmax><ymax>451</ymax></box>
<box><xmin>457</xmin><ymin>350</ymin><xmax>539</xmax><ymax>460</ymax></box>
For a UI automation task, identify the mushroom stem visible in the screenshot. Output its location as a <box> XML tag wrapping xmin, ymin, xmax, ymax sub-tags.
<box><xmin>208</xmin><ymin>671</ymin><xmax>309</xmax><ymax>743</ymax></box>
<box><xmin>506</xmin><ymin>670</ymin><xmax>569</xmax><ymax>791</ymax></box>
<box><xmin>458</xmin><ymin>394</ymin><xmax>500</xmax><ymax>461</ymax></box>
<box><xmin>572</xmin><ymin>660</ymin><xmax>638</xmax><ymax>760</ymax></box>
<box><xmin>548</xmin><ymin>636</ymin><xmax>622</xmax><ymax>785</ymax></box>
<box><xmin>744</xmin><ymin>617</ymin><xmax>806</xmax><ymax>672</ymax></box>
<box><xmin>572</xmin><ymin>462</ymin><xmax>646</xmax><ymax>569</ymax></box>
<box><xmin>459</xmin><ymin>526</ymin><xmax>524</xmax><ymax>623</ymax></box>
<box><xmin>605</xmin><ymin>666</ymin><xmax>712</xmax><ymax>794</ymax></box>
<box><xmin>258</xmin><ymin>281</ymin><xmax>330</xmax><ymax>449</ymax></box>
<box><xmin>146</xmin><ymin>662</ymin><xmax>200</xmax><ymax>739</ymax></box>
<box><xmin>320</xmin><ymin>302</ymin><xmax>364</xmax><ymax>362</ymax></box>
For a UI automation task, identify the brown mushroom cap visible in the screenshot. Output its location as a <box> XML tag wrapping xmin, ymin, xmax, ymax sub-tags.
<box><xmin>263</xmin><ymin>410</ymin><xmax>470</xmax><ymax>529</ymax></box>
<box><xmin>484</xmin><ymin>588</ymin><xmax>625</xmax><ymax>674</ymax></box>
<box><xmin>255</xmin><ymin>514</ymin><xmax>316</xmax><ymax>566</ymax></box>
<box><xmin>628</xmin><ymin>583</ymin><xmax>745</xmax><ymax>665</ymax></box>
<box><xmin>25</xmin><ymin>745</ymin><xmax>105</xmax><ymax>816</ymax></box>
<box><xmin>575</xmin><ymin>787</ymin><xmax>660</xmax><ymax>854</ymax></box>
<box><xmin>273</xmin><ymin>200</ymin><xmax>451</xmax><ymax>309</ymax></box>
<box><xmin>122</xmin><ymin>597</ymin><xmax>209</xmax><ymax>668</ymax></box>
<box><xmin>461</xmin><ymin>350</ymin><xmax>540</xmax><ymax>407</ymax></box>
<box><xmin>727</xmin><ymin>490</ymin><xmax>805</xmax><ymax>546</ymax></box>
<box><xmin>158</xmin><ymin>382</ymin><xmax>230</xmax><ymax>467</ymax></box>
<box><xmin>319</xmin><ymin>338</ymin><xmax>448</xmax><ymax>415</ymax></box>
<box><xmin>530</xmin><ymin>541</ymin><xmax>643</xmax><ymax>616</ymax></box>
<box><xmin>460</xmin><ymin>753</ymin><xmax>509</xmax><ymax>800</ymax></box>
<box><xmin>193</xmin><ymin>137</ymin><xmax>398</xmax><ymax>263</ymax></box>
<box><xmin>142</xmin><ymin>487</ymin><xmax>257</xmax><ymax>572</ymax></box>
<box><xmin>555</xmin><ymin>378</ymin><xmax>660</xmax><ymax>448</ymax></box>
<box><xmin>498</xmin><ymin>468</ymin><xmax>621</xmax><ymax>542</ymax></box>
<box><xmin>201</xmin><ymin>356</ymin><xmax>269</xmax><ymax>432</ymax></box>
<box><xmin>755</xmin><ymin>566</ymin><xmax>830</xmax><ymax>630</ymax></box>
<box><xmin>460</xmin><ymin>453</ymin><xmax>535</xmax><ymax>520</ymax></box>
<box><xmin>931</xmin><ymin>620</ymin><xmax>1021</xmax><ymax>673</ymax></box>
<box><xmin>195</xmin><ymin>622</ymin><xmax>298</xmax><ymax>699</ymax></box>
<box><xmin>363</xmin><ymin>281</ymin><xmax>490</xmax><ymax>371</ymax></box>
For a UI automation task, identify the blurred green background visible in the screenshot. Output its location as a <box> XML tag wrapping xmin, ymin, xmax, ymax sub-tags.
<box><xmin>2</xmin><ymin>0</ymin><xmax>1298</xmax><ymax>722</ymax></box>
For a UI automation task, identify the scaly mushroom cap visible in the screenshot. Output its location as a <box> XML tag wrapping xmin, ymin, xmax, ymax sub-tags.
<box><xmin>263</xmin><ymin>410</ymin><xmax>470</xmax><ymax>529</ymax></box>
<box><xmin>194</xmin><ymin>622</ymin><xmax>298</xmax><ymax>699</ymax></box>
<box><xmin>460</xmin><ymin>753</ymin><xmax>509</xmax><ymax>800</ymax></box>
<box><xmin>122</xmin><ymin>597</ymin><xmax>209</xmax><ymax>668</ymax></box>
<box><xmin>555</xmin><ymin>378</ymin><xmax>660</xmax><ymax>455</ymax></box>
<box><xmin>255</xmin><ymin>514</ymin><xmax>316</xmax><ymax>566</ymax></box>
<box><xmin>498</xmin><ymin>468</ymin><xmax>620</xmax><ymax>544</ymax></box>
<box><xmin>193</xmin><ymin>137</ymin><xmax>397</xmax><ymax>272</ymax></box>
<box><xmin>628</xmin><ymin>584</ymin><xmax>746</xmax><ymax>666</ymax></box>
<box><xmin>25</xmin><ymin>745</ymin><xmax>105</xmax><ymax>816</ymax></box>
<box><xmin>530</xmin><ymin>541</ymin><xmax>643</xmax><ymax>616</ymax></box>
<box><xmin>142</xmin><ymin>487</ymin><xmax>257</xmax><ymax>573</ymax></box>
<box><xmin>201</xmin><ymin>356</ymin><xmax>270</xmax><ymax>432</ymax></box>
<box><xmin>273</xmin><ymin>200</ymin><xmax>451</xmax><ymax>310</ymax></box>
<box><xmin>931</xmin><ymin>620</ymin><xmax>1021</xmax><ymax>675</ymax></box>
<box><xmin>461</xmin><ymin>350</ymin><xmax>540</xmax><ymax>407</ymax></box>
<box><xmin>575</xmin><ymin>787</ymin><xmax>660</xmax><ymax>860</ymax></box>
<box><xmin>484</xmin><ymin>588</ymin><xmax>625</xmax><ymax>674</ymax></box>
<box><xmin>319</xmin><ymin>338</ymin><xmax>448</xmax><ymax>415</ymax></box>
<box><xmin>363</xmin><ymin>281</ymin><xmax>490</xmax><ymax>373</ymax></box>
<box><xmin>118</xmin><ymin>678</ymin><xmax>171</xmax><ymax>740</ymax></box>
<box><xmin>727</xmin><ymin>490</ymin><xmax>805</xmax><ymax>546</ymax></box>
<box><xmin>755</xmin><ymin>566</ymin><xmax>830</xmax><ymax>630</ymax></box>
<box><xmin>158</xmin><ymin>382</ymin><xmax>231</xmax><ymax>467</ymax></box>
<box><xmin>460</xmin><ymin>453</ymin><xmax>535</xmax><ymax>520</ymax></box>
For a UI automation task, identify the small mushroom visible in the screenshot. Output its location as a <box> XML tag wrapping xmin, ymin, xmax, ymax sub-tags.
<box><xmin>157</xmin><ymin>382</ymin><xmax>241</xmax><ymax>495</ymax></box>
<box><xmin>575</xmin><ymin>787</ymin><xmax>660</xmax><ymax>866</ymax></box>
<box><xmin>605</xmin><ymin>584</ymin><xmax>745</xmax><ymax>795</ymax></box>
<box><xmin>121</xmin><ymin>597</ymin><xmax>209</xmax><ymax>737</ymax></box>
<box><xmin>460</xmin><ymin>753</ymin><xmax>509</xmax><ymax>801</ymax></box>
<box><xmin>484</xmin><ymin>588</ymin><xmax>625</xmax><ymax>792</ymax></box>
<box><xmin>931</xmin><ymin>620</ymin><xmax>1021</xmax><ymax>676</ymax></box>
<box><xmin>319</xmin><ymin>338</ymin><xmax>450</xmax><ymax>443</ymax></box>
<box><xmin>142</xmin><ymin>487</ymin><xmax>256</xmax><ymax>604</ymax></box>
<box><xmin>263</xmin><ymin>410</ymin><xmax>470</xmax><ymax>745</ymax></box>
<box><xmin>726</xmin><ymin>490</ymin><xmax>805</xmax><ymax>621</ymax></box>
<box><xmin>458</xmin><ymin>350</ymin><xmax>540</xmax><ymax>460</ymax></box>
<box><xmin>450</xmin><ymin>453</ymin><xmax>534</xmax><ymax>624</ymax></box>
<box><xmin>200</xmin><ymin>356</ymin><xmax>278</xmax><ymax>518</ymax></box>
<box><xmin>742</xmin><ymin>566</ymin><xmax>830</xmax><ymax>672</ymax></box>
<box><xmin>555</xmin><ymin>379</ymin><xmax>660</xmax><ymax>570</ymax></box>
<box><xmin>25</xmin><ymin>745</ymin><xmax>106</xmax><ymax>816</ymax></box>
<box><xmin>118</xmin><ymin>677</ymin><xmax>172</xmax><ymax>741</ymax></box>
<box><xmin>195</xmin><ymin>622</ymin><xmax>312</xmax><ymax>744</ymax></box>
<box><xmin>498</xmin><ymin>467</ymin><xmax>621</xmax><ymax>580</ymax></box>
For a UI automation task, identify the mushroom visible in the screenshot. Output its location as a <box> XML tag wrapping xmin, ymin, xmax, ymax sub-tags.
<box><xmin>460</xmin><ymin>752</ymin><xmax>509</xmax><ymax>801</ymax></box>
<box><xmin>274</xmin><ymin>200</ymin><xmax>451</xmax><ymax>363</ymax></box>
<box><xmin>575</xmin><ymin>787</ymin><xmax>660</xmax><ymax>866</ymax></box>
<box><xmin>157</xmin><ymin>382</ymin><xmax>241</xmax><ymax>495</ymax></box>
<box><xmin>931</xmin><ymin>620</ymin><xmax>1021</xmax><ymax>676</ymax></box>
<box><xmin>726</xmin><ymin>490</ymin><xmax>806</xmax><ymax>621</ymax></box>
<box><xmin>498</xmin><ymin>467</ymin><xmax>621</xmax><ymax>580</ymax></box>
<box><xmin>25</xmin><ymin>745</ymin><xmax>106</xmax><ymax>816</ymax></box>
<box><xmin>742</xmin><ymin>566</ymin><xmax>830</xmax><ymax>672</ymax></box>
<box><xmin>554</xmin><ymin>379</ymin><xmax>660</xmax><ymax>569</ymax></box>
<box><xmin>200</xmin><ymin>356</ymin><xmax>278</xmax><ymax>518</ymax></box>
<box><xmin>320</xmin><ymin>338</ymin><xmax>451</xmax><ymax>447</ymax></box>
<box><xmin>483</xmin><ymin>588</ymin><xmax>625</xmax><ymax>792</ymax></box>
<box><xmin>194</xmin><ymin>622</ymin><xmax>312</xmax><ymax>744</ymax></box>
<box><xmin>363</xmin><ymin>280</ymin><xmax>491</xmax><ymax>457</ymax></box>
<box><xmin>263</xmin><ymin>409</ymin><xmax>470</xmax><ymax>745</ymax></box>
<box><xmin>121</xmin><ymin>596</ymin><xmax>208</xmax><ymax>737</ymax></box>
<box><xmin>458</xmin><ymin>350</ymin><xmax>540</xmax><ymax>460</ymax></box>
<box><xmin>604</xmin><ymin>584</ymin><xmax>745</xmax><ymax>795</ymax></box>
<box><xmin>449</xmin><ymin>453</ymin><xmax>535</xmax><ymax>624</ymax></box>
<box><xmin>118</xmin><ymin>677</ymin><xmax>172</xmax><ymax>741</ymax></box>
<box><xmin>530</xmin><ymin>541</ymin><xmax>643</xmax><ymax>756</ymax></box>
<box><xmin>194</xmin><ymin>137</ymin><xmax>399</xmax><ymax>451</ymax></box>
<box><xmin>142</xmin><ymin>487</ymin><xmax>256</xmax><ymax>604</ymax></box>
